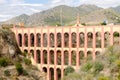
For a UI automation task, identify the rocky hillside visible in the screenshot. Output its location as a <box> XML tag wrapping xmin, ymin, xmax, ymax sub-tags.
<box><xmin>0</xmin><ymin>28</ymin><xmax>46</xmax><ymax>80</ymax></box>
<box><xmin>2</xmin><ymin>4</ymin><xmax>120</xmax><ymax>26</ymax></box>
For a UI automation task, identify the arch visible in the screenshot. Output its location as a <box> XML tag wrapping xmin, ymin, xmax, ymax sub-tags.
<box><xmin>95</xmin><ymin>51</ymin><xmax>100</xmax><ymax>57</ymax></box>
<box><xmin>79</xmin><ymin>51</ymin><xmax>84</xmax><ymax>64</ymax></box>
<box><xmin>96</xmin><ymin>32</ymin><xmax>101</xmax><ymax>48</ymax></box>
<box><xmin>18</xmin><ymin>33</ymin><xmax>22</xmax><ymax>47</ymax></box>
<box><xmin>50</xmin><ymin>68</ymin><xmax>54</xmax><ymax>80</ymax></box>
<box><xmin>79</xmin><ymin>32</ymin><xmax>85</xmax><ymax>47</ymax></box>
<box><xmin>56</xmin><ymin>68</ymin><xmax>61</xmax><ymax>80</ymax></box>
<box><xmin>71</xmin><ymin>32</ymin><xmax>76</xmax><ymax>48</ymax></box>
<box><xmin>87</xmin><ymin>51</ymin><xmax>92</xmax><ymax>60</ymax></box>
<box><xmin>64</xmin><ymin>33</ymin><xmax>69</xmax><ymax>47</ymax></box>
<box><xmin>57</xmin><ymin>33</ymin><xmax>61</xmax><ymax>47</ymax></box>
<box><xmin>104</xmin><ymin>32</ymin><xmax>110</xmax><ymax>47</ymax></box>
<box><xmin>36</xmin><ymin>50</ymin><xmax>41</xmax><ymax>63</ymax></box>
<box><xmin>87</xmin><ymin>32</ymin><xmax>93</xmax><ymax>48</ymax></box>
<box><xmin>36</xmin><ymin>33</ymin><xmax>41</xmax><ymax>47</ymax></box>
<box><xmin>64</xmin><ymin>50</ymin><xmax>69</xmax><ymax>65</ymax></box>
<box><xmin>50</xmin><ymin>50</ymin><xmax>54</xmax><ymax>64</ymax></box>
<box><xmin>113</xmin><ymin>32</ymin><xmax>119</xmax><ymax>45</ymax></box>
<box><xmin>24</xmin><ymin>49</ymin><xmax>28</xmax><ymax>53</ymax></box>
<box><xmin>30</xmin><ymin>33</ymin><xmax>34</xmax><ymax>47</ymax></box>
<box><xmin>30</xmin><ymin>50</ymin><xmax>34</xmax><ymax>58</ymax></box>
<box><xmin>43</xmin><ymin>67</ymin><xmax>47</xmax><ymax>73</ymax></box>
<box><xmin>43</xmin><ymin>50</ymin><xmax>47</xmax><ymax>64</ymax></box>
<box><xmin>43</xmin><ymin>33</ymin><xmax>48</xmax><ymax>47</ymax></box>
<box><xmin>57</xmin><ymin>50</ymin><xmax>61</xmax><ymax>65</ymax></box>
<box><xmin>24</xmin><ymin>33</ymin><xmax>28</xmax><ymax>47</ymax></box>
<box><xmin>71</xmin><ymin>51</ymin><xmax>76</xmax><ymax>66</ymax></box>
<box><xmin>50</xmin><ymin>33</ymin><xmax>54</xmax><ymax>47</ymax></box>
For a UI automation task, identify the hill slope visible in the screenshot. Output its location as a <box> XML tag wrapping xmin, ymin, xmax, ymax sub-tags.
<box><xmin>2</xmin><ymin>4</ymin><xmax>120</xmax><ymax>26</ymax></box>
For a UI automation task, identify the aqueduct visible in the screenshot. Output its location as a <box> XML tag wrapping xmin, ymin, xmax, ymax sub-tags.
<box><xmin>11</xmin><ymin>25</ymin><xmax>120</xmax><ymax>80</ymax></box>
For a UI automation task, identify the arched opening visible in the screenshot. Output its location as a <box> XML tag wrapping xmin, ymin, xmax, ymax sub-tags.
<box><xmin>79</xmin><ymin>51</ymin><xmax>84</xmax><ymax>65</ymax></box>
<box><xmin>43</xmin><ymin>50</ymin><xmax>47</xmax><ymax>64</ymax></box>
<box><xmin>57</xmin><ymin>33</ymin><xmax>61</xmax><ymax>47</ymax></box>
<box><xmin>79</xmin><ymin>32</ymin><xmax>85</xmax><ymax>47</ymax></box>
<box><xmin>36</xmin><ymin>50</ymin><xmax>41</xmax><ymax>63</ymax></box>
<box><xmin>64</xmin><ymin>50</ymin><xmax>69</xmax><ymax>65</ymax></box>
<box><xmin>30</xmin><ymin>33</ymin><xmax>34</xmax><ymax>47</ymax></box>
<box><xmin>71</xmin><ymin>33</ymin><xmax>76</xmax><ymax>48</ymax></box>
<box><xmin>43</xmin><ymin>67</ymin><xmax>47</xmax><ymax>73</ymax></box>
<box><xmin>30</xmin><ymin>50</ymin><xmax>34</xmax><ymax>58</ymax></box>
<box><xmin>104</xmin><ymin>32</ymin><xmax>110</xmax><ymax>47</ymax></box>
<box><xmin>71</xmin><ymin>51</ymin><xmax>76</xmax><ymax>66</ymax></box>
<box><xmin>50</xmin><ymin>68</ymin><xmax>54</xmax><ymax>80</ymax></box>
<box><xmin>87</xmin><ymin>51</ymin><xmax>92</xmax><ymax>60</ymax></box>
<box><xmin>113</xmin><ymin>32</ymin><xmax>119</xmax><ymax>45</ymax></box>
<box><xmin>87</xmin><ymin>32</ymin><xmax>93</xmax><ymax>48</ymax></box>
<box><xmin>57</xmin><ymin>50</ymin><xmax>61</xmax><ymax>65</ymax></box>
<box><xmin>36</xmin><ymin>33</ymin><xmax>41</xmax><ymax>47</ymax></box>
<box><xmin>24</xmin><ymin>49</ymin><xmax>28</xmax><ymax>53</ymax></box>
<box><xmin>50</xmin><ymin>50</ymin><xmax>54</xmax><ymax>64</ymax></box>
<box><xmin>96</xmin><ymin>32</ymin><xmax>101</xmax><ymax>48</ymax></box>
<box><xmin>50</xmin><ymin>33</ymin><xmax>54</xmax><ymax>47</ymax></box>
<box><xmin>18</xmin><ymin>34</ymin><xmax>22</xmax><ymax>47</ymax></box>
<box><xmin>64</xmin><ymin>33</ymin><xmax>69</xmax><ymax>47</ymax></box>
<box><xmin>24</xmin><ymin>33</ymin><xmax>28</xmax><ymax>47</ymax></box>
<box><xmin>43</xmin><ymin>33</ymin><xmax>47</xmax><ymax>47</ymax></box>
<box><xmin>95</xmin><ymin>51</ymin><xmax>100</xmax><ymax>58</ymax></box>
<box><xmin>56</xmin><ymin>68</ymin><xmax>61</xmax><ymax>80</ymax></box>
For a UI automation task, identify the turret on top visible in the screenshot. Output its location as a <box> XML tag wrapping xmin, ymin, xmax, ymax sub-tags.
<box><xmin>19</xmin><ymin>22</ymin><xmax>24</xmax><ymax>28</ymax></box>
<box><xmin>74</xmin><ymin>14</ymin><xmax>83</xmax><ymax>27</ymax></box>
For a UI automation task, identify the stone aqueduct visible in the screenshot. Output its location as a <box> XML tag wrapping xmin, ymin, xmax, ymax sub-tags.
<box><xmin>11</xmin><ymin>25</ymin><xmax>120</xmax><ymax>80</ymax></box>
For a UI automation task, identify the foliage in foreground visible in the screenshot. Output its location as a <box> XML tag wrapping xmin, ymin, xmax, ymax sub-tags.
<box><xmin>62</xmin><ymin>45</ymin><xmax>120</xmax><ymax>80</ymax></box>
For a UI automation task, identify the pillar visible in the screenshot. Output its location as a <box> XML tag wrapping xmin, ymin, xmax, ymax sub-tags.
<box><xmin>101</xmin><ymin>26</ymin><xmax>104</xmax><ymax>49</ymax></box>
<box><xmin>93</xmin><ymin>27</ymin><xmax>96</xmax><ymax>60</ymax></box>
<box><xmin>34</xmin><ymin>28</ymin><xmax>37</xmax><ymax>63</ymax></box>
<box><xmin>110</xmin><ymin>26</ymin><xmax>113</xmax><ymax>45</ymax></box>
<box><xmin>76</xmin><ymin>27</ymin><xmax>79</xmax><ymax>68</ymax></box>
<box><xmin>69</xmin><ymin>27</ymin><xmax>72</xmax><ymax>65</ymax></box>
<box><xmin>28</xmin><ymin>28</ymin><xmax>30</xmax><ymax>53</ymax></box>
<box><xmin>22</xmin><ymin>28</ymin><xmax>24</xmax><ymax>51</ymax></box>
<box><xmin>84</xmin><ymin>27</ymin><xmax>87</xmax><ymax>58</ymax></box>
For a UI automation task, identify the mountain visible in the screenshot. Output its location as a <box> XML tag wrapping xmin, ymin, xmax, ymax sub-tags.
<box><xmin>2</xmin><ymin>4</ymin><xmax>120</xmax><ymax>26</ymax></box>
<box><xmin>80</xmin><ymin>9</ymin><xmax>120</xmax><ymax>25</ymax></box>
<box><xmin>111</xmin><ymin>6</ymin><xmax>120</xmax><ymax>14</ymax></box>
<box><xmin>3</xmin><ymin>14</ymin><xmax>29</xmax><ymax>25</ymax></box>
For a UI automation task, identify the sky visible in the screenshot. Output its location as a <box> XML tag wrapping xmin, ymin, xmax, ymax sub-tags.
<box><xmin>0</xmin><ymin>0</ymin><xmax>120</xmax><ymax>21</ymax></box>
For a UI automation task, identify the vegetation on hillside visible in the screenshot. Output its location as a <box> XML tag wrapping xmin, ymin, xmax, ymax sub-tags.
<box><xmin>3</xmin><ymin>4</ymin><xmax>120</xmax><ymax>26</ymax></box>
<box><xmin>62</xmin><ymin>45</ymin><xmax>120</xmax><ymax>80</ymax></box>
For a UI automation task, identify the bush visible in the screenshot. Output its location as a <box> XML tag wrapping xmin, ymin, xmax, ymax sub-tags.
<box><xmin>93</xmin><ymin>61</ymin><xmax>104</xmax><ymax>74</ymax></box>
<box><xmin>0</xmin><ymin>58</ymin><xmax>9</xmax><ymax>67</ymax></box>
<box><xmin>24</xmin><ymin>58</ymin><xmax>31</xmax><ymax>65</ymax></box>
<box><xmin>98</xmin><ymin>76</ymin><xmax>109</xmax><ymax>80</ymax></box>
<box><xmin>23</xmin><ymin>70</ymin><xmax>28</xmax><ymax>76</ymax></box>
<box><xmin>15</xmin><ymin>62</ymin><xmax>23</xmax><ymax>75</ymax></box>
<box><xmin>4</xmin><ymin>70</ymin><xmax>11</xmax><ymax>76</ymax></box>
<box><xmin>81</xmin><ymin>62</ymin><xmax>93</xmax><ymax>72</ymax></box>
<box><xmin>64</xmin><ymin>66</ymin><xmax>75</xmax><ymax>76</ymax></box>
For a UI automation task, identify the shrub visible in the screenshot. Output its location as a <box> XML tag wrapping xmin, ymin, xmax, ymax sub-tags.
<box><xmin>24</xmin><ymin>58</ymin><xmax>31</xmax><ymax>65</ymax></box>
<box><xmin>23</xmin><ymin>70</ymin><xmax>28</xmax><ymax>76</ymax></box>
<box><xmin>93</xmin><ymin>61</ymin><xmax>104</xmax><ymax>74</ymax></box>
<box><xmin>0</xmin><ymin>58</ymin><xmax>9</xmax><ymax>67</ymax></box>
<box><xmin>98</xmin><ymin>76</ymin><xmax>109</xmax><ymax>80</ymax></box>
<box><xmin>81</xmin><ymin>62</ymin><xmax>93</xmax><ymax>72</ymax></box>
<box><xmin>4</xmin><ymin>70</ymin><xmax>11</xmax><ymax>76</ymax></box>
<box><xmin>15</xmin><ymin>62</ymin><xmax>23</xmax><ymax>75</ymax></box>
<box><xmin>64</xmin><ymin>66</ymin><xmax>75</xmax><ymax>76</ymax></box>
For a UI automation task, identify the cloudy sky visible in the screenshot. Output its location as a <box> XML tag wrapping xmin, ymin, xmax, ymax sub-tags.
<box><xmin>0</xmin><ymin>0</ymin><xmax>120</xmax><ymax>21</ymax></box>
